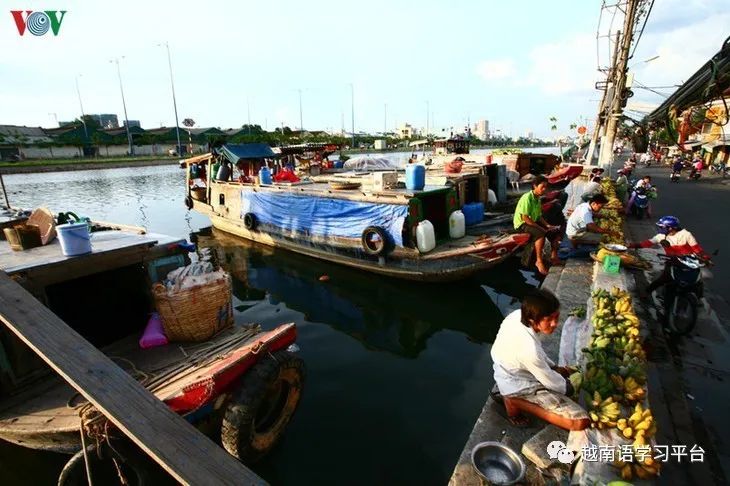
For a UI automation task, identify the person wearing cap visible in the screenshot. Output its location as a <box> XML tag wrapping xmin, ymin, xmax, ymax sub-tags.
<box><xmin>566</xmin><ymin>194</ymin><xmax>614</xmax><ymax>246</ymax></box>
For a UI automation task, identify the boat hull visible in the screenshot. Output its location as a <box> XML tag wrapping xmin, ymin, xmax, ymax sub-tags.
<box><xmin>206</xmin><ymin>212</ymin><xmax>526</xmax><ymax>282</ymax></box>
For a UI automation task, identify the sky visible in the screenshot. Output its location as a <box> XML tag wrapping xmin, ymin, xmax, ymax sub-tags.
<box><xmin>1</xmin><ymin>0</ymin><xmax>728</xmax><ymax>138</ymax></box>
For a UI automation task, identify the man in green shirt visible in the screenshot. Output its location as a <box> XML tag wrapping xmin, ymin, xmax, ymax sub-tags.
<box><xmin>513</xmin><ymin>175</ymin><xmax>562</xmax><ymax>275</ymax></box>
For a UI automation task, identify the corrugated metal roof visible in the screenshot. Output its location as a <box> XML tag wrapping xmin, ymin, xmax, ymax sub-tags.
<box><xmin>0</xmin><ymin>125</ymin><xmax>52</xmax><ymax>143</ymax></box>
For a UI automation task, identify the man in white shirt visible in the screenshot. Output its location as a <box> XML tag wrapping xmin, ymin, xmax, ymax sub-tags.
<box><xmin>566</xmin><ymin>194</ymin><xmax>612</xmax><ymax>246</ymax></box>
<box><xmin>491</xmin><ymin>289</ymin><xmax>589</xmax><ymax>430</ymax></box>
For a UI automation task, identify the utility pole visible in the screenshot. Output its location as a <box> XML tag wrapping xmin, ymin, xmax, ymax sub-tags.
<box><xmin>111</xmin><ymin>57</ymin><xmax>134</xmax><ymax>156</ymax></box>
<box><xmin>586</xmin><ymin>31</ymin><xmax>621</xmax><ymax>165</ymax></box>
<box><xmin>597</xmin><ymin>0</ymin><xmax>640</xmax><ymax>168</ymax></box>
<box><xmin>350</xmin><ymin>84</ymin><xmax>355</xmax><ymax>149</ymax></box>
<box><xmin>74</xmin><ymin>76</ymin><xmax>88</xmax><ymax>140</ymax></box>
<box><xmin>160</xmin><ymin>42</ymin><xmax>182</xmax><ymax>156</ymax></box>
<box><xmin>384</xmin><ymin>103</ymin><xmax>387</xmax><ymax>135</ymax></box>
<box><xmin>298</xmin><ymin>89</ymin><xmax>303</xmax><ymax>131</ymax></box>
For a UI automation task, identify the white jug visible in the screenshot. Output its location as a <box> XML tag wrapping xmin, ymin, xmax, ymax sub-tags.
<box><xmin>416</xmin><ymin>220</ymin><xmax>436</xmax><ymax>253</ymax></box>
<box><xmin>449</xmin><ymin>210</ymin><xmax>466</xmax><ymax>239</ymax></box>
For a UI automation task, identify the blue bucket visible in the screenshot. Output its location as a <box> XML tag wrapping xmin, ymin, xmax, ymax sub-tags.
<box><xmin>57</xmin><ymin>222</ymin><xmax>92</xmax><ymax>256</ymax></box>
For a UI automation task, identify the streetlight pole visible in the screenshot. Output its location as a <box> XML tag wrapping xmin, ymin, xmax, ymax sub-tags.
<box><xmin>111</xmin><ymin>57</ymin><xmax>134</xmax><ymax>155</ymax></box>
<box><xmin>74</xmin><ymin>76</ymin><xmax>88</xmax><ymax>140</ymax></box>
<box><xmin>350</xmin><ymin>83</ymin><xmax>355</xmax><ymax>149</ymax></box>
<box><xmin>160</xmin><ymin>42</ymin><xmax>182</xmax><ymax>155</ymax></box>
<box><xmin>298</xmin><ymin>89</ymin><xmax>303</xmax><ymax>131</ymax></box>
<box><xmin>384</xmin><ymin>103</ymin><xmax>387</xmax><ymax>136</ymax></box>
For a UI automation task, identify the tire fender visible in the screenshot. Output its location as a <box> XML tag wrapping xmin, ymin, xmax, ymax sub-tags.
<box><xmin>184</xmin><ymin>195</ymin><xmax>193</xmax><ymax>210</ymax></box>
<box><xmin>361</xmin><ymin>226</ymin><xmax>389</xmax><ymax>256</ymax></box>
<box><xmin>221</xmin><ymin>350</ymin><xmax>305</xmax><ymax>464</ymax></box>
<box><xmin>243</xmin><ymin>213</ymin><xmax>257</xmax><ymax>231</ymax></box>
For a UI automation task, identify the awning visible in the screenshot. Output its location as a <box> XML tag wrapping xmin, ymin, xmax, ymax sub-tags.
<box><xmin>701</xmin><ymin>136</ymin><xmax>730</xmax><ymax>151</ymax></box>
<box><xmin>220</xmin><ymin>143</ymin><xmax>276</xmax><ymax>163</ymax></box>
<box><xmin>682</xmin><ymin>140</ymin><xmax>703</xmax><ymax>150</ymax></box>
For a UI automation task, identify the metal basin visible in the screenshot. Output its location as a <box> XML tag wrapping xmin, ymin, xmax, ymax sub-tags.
<box><xmin>471</xmin><ymin>441</ymin><xmax>526</xmax><ymax>485</ymax></box>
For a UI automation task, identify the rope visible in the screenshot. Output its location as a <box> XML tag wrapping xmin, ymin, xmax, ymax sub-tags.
<box><xmin>79</xmin><ymin>425</ymin><xmax>94</xmax><ymax>486</ymax></box>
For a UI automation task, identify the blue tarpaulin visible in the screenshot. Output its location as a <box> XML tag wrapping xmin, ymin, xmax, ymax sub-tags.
<box><xmin>241</xmin><ymin>191</ymin><xmax>408</xmax><ymax>246</ymax></box>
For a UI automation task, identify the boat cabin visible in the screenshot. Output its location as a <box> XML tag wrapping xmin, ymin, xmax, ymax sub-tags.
<box><xmin>433</xmin><ymin>138</ymin><xmax>470</xmax><ymax>156</ymax></box>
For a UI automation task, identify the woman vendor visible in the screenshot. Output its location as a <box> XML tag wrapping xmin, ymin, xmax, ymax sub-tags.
<box><xmin>491</xmin><ymin>289</ymin><xmax>589</xmax><ymax>430</ymax></box>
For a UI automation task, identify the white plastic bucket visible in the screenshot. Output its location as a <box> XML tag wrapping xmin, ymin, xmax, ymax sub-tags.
<box><xmin>57</xmin><ymin>222</ymin><xmax>92</xmax><ymax>256</ymax></box>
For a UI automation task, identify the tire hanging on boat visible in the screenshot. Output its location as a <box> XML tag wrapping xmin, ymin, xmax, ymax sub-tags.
<box><xmin>221</xmin><ymin>350</ymin><xmax>304</xmax><ymax>464</ymax></box>
<box><xmin>243</xmin><ymin>212</ymin><xmax>257</xmax><ymax>231</ymax></box>
<box><xmin>57</xmin><ymin>441</ymin><xmax>150</xmax><ymax>486</ymax></box>
<box><xmin>361</xmin><ymin>226</ymin><xmax>389</xmax><ymax>256</ymax></box>
<box><xmin>184</xmin><ymin>195</ymin><xmax>194</xmax><ymax>210</ymax></box>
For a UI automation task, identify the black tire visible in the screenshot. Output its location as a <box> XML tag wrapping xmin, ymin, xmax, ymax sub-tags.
<box><xmin>184</xmin><ymin>195</ymin><xmax>193</xmax><ymax>210</ymax></box>
<box><xmin>221</xmin><ymin>350</ymin><xmax>305</xmax><ymax>464</ymax></box>
<box><xmin>667</xmin><ymin>293</ymin><xmax>699</xmax><ymax>336</ymax></box>
<box><xmin>58</xmin><ymin>441</ymin><xmax>150</xmax><ymax>486</ymax></box>
<box><xmin>243</xmin><ymin>213</ymin><xmax>257</xmax><ymax>231</ymax></box>
<box><xmin>361</xmin><ymin>226</ymin><xmax>388</xmax><ymax>256</ymax></box>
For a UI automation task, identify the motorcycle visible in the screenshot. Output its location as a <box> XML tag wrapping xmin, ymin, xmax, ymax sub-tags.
<box><xmin>658</xmin><ymin>254</ymin><xmax>708</xmax><ymax>335</ymax></box>
<box><xmin>709</xmin><ymin>163</ymin><xmax>729</xmax><ymax>178</ymax></box>
<box><xmin>628</xmin><ymin>184</ymin><xmax>655</xmax><ymax>219</ymax></box>
<box><xmin>688</xmin><ymin>167</ymin><xmax>702</xmax><ymax>180</ymax></box>
<box><xmin>670</xmin><ymin>170</ymin><xmax>681</xmax><ymax>183</ymax></box>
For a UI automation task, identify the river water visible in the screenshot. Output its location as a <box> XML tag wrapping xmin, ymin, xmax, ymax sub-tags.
<box><xmin>0</xmin><ymin>154</ymin><xmax>551</xmax><ymax>485</ymax></box>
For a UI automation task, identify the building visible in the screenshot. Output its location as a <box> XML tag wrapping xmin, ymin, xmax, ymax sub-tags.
<box><xmin>89</xmin><ymin>114</ymin><xmax>119</xmax><ymax>129</ymax></box>
<box><xmin>373</xmin><ymin>139</ymin><xmax>387</xmax><ymax>150</ymax></box>
<box><xmin>473</xmin><ymin>120</ymin><xmax>489</xmax><ymax>141</ymax></box>
<box><xmin>397</xmin><ymin>123</ymin><xmax>417</xmax><ymax>139</ymax></box>
<box><xmin>124</xmin><ymin>120</ymin><xmax>141</xmax><ymax>128</ymax></box>
<box><xmin>525</xmin><ymin>131</ymin><xmax>534</xmax><ymax>140</ymax></box>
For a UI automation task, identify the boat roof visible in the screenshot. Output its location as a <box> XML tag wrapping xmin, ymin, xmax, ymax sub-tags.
<box><xmin>219</xmin><ymin>143</ymin><xmax>276</xmax><ymax>163</ymax></box>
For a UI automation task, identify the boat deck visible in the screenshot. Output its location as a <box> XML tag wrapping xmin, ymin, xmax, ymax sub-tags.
<box><xmin>0</xmin><ymin>229</ymin><xmax>184</xmax><ymax>292</ymax></box>
<box><xmin>0</xmin><ymin>324</ymin><xmax>291</xmax><ymax>452</ymax></box>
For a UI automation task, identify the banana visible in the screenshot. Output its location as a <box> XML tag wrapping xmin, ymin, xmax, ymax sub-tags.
<box><xmin>622</xmin><ymin>426</ymin><xmax>633</xmax><ymax>438</ymax></box>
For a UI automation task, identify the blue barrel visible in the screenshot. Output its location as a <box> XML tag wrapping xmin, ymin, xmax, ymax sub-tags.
<box><xmin>462</xmin><ymin>202</ymin><xmax>485</xmax><ymax>226</ymax></box>
<box><xmin>405</xmin><ymin>164</ymin><xmax>426</xmax><ymax>191</ymax></box>
<box><xmin>259</xmin><ymin>166</ymin><xmax>272</xmax><ymax>185</ymax></box>
<box><xmin>334</xmin><ymin>160</ymin><xmax>344</xmax><ymax>169</ymax></box>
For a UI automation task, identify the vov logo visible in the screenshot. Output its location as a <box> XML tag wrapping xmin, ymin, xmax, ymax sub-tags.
<box><xmin>11</xmin><ymin>10</ymin><xmax>67</xmax><ymax>36</ymax></box>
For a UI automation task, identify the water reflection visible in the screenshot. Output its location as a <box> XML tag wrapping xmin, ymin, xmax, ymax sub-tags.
<box><xmin>197</xmin><ymin>230</ymin><xmax>518</xmax><ymax>358</ymax></box>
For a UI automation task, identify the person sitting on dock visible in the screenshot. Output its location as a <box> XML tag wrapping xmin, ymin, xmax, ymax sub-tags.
<box><xmin>513</xmin><ymin>175</ymin><xmax>561</xmax><ymax>275</ymax></box>
<box><xmin>491</xmin><ymin>289</ymin><xmax>589</xmax><ymax>430</ymax></box>
<box><xmin>566</xmin><ymin>194</ymin><xmax>613</xmax><ymax>247</ymax></box>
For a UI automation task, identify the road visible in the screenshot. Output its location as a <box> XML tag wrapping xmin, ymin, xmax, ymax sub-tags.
<box><xmin>624</xmin><ymin>161</ymin><xmax>730</xmax><ymax>485</ymax></box>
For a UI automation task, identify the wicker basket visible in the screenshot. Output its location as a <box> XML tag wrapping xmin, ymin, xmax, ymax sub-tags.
<box><xmin>152</xmin><ymin>272</ymin><xmax>234</xmax><ymax>342</ymax></box>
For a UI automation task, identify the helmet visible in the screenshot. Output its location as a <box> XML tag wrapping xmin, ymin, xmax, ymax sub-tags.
<box><xmin>656</xmin><ymin>216</ymin><xmax>680</xmax><ymax>234</ymax></box>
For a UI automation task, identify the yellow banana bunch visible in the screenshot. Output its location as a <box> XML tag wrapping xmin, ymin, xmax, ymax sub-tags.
<box><xmin>614</xmin><ymin>296</ymin><xmax>632</xmax><ymax>314</ymax></box>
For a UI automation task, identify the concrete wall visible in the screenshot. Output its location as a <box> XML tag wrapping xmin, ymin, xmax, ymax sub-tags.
<box><xmin>21</xmin><ymin>146</ymin><xmax>81</xmax><ymax>158</ymax></box>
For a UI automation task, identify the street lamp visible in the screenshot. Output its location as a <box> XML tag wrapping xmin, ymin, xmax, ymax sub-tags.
<box><xmin>298</xmin><ymin>89</ymin><xmax>303</xmax><ymax>131</ymax></box>
<box><xmin>74</xmin><ymin>75</ymin><xmax>88</xmax><ymax>140</ymax></box>
<box><xmin>158</xmin><ymin>42</ymin><xmax>182</xmax><ymax>156</ymax></box>
<box><xmin>110</xmin><ymin>57</ymin><xmax>134</xmax><ymax>155</ymax></box>
<box><xmin>349</xmin><ymin>83</ymin><xmax>355</xmax><ymax>149</ymax></box>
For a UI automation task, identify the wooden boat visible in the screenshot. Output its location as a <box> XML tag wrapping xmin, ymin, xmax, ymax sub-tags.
<box><xmin>184</xmin><ymin>144</ymin><xmax>529</xmax><ymax>281</ymax></box>
<box><xmin>0</xmin><ymin>219</ymin><xmax>302</xmax><ymax>467</ymax></box>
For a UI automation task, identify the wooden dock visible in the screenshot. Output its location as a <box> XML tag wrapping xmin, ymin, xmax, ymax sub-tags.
<box><xmin>0</xmin><ymin>271</ymin><xmax>266</xmax><ymax>485</ymax></box>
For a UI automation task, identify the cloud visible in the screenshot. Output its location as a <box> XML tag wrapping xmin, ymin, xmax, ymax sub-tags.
<box><xmin>521</xmin><ymin>33</ymin><xmax>599</xmax><ymax>96</ymax></box>
<box><xmin>476</xmin><ymin>59</ymin><xmax>516</xmax><ymax>81</ymax></box>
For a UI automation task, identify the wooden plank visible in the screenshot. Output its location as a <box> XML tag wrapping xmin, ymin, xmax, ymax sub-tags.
<box><xmin>0</xmin><ymin>231</ymin><xmax>164</xmax><ymax>275</ymax></box>
<box><xmin>0</xmin><ymin>272</ymin><xmax>266</xmax><ymax>486</ymax></box>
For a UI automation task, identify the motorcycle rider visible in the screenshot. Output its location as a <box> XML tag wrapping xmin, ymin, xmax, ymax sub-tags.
<box><xmin>628</xmin><ymin>216</ymin><xmax>710</xmax><ymax>296</ymax></box>
<box><xmin>626</xmin><ymin>175</ymin><xmax>653</xmax><ymax>216</ymax></box>
<box><xmin>689</xmin><ymin>157</ymin><xmax>704</xmax><ymax>179</ymax></box>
